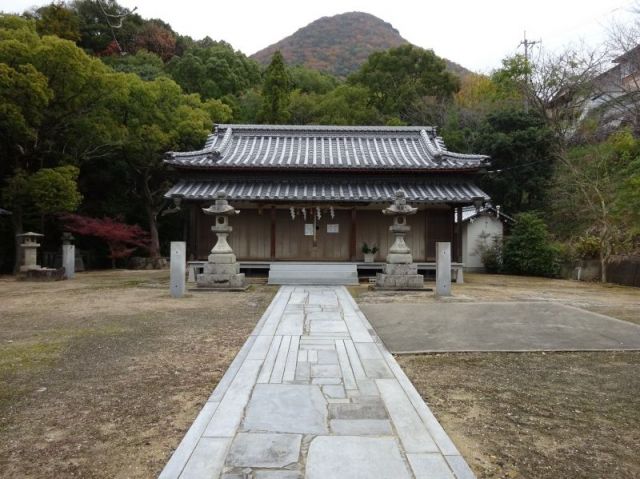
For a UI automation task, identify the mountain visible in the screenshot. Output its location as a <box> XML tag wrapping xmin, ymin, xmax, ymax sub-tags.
<box><xmin>251</xmin><ymin>12</ymin><xmax>471</xmax><ymax>79</ymax></box>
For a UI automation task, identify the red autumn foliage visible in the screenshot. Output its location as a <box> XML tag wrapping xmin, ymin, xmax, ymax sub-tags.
<box><xmin>133</xmin><ymin>23</ymin><xmax>176</xmax><ymax>61</ymax></box>
<box><xmin>61</xmin><ymin>214</ymin><xmax>150</xmax><ymax>265</ymax></box>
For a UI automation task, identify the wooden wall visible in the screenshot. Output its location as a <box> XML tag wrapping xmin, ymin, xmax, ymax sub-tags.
<box><xmin>197</xmin><ymin>208</ymin><xmax>271</xmax><ymax>260</ymax></box>
<box><xmin>275</xmin><ymin>209</ymin><xmax>351</xmax><ymax>260</ymax></box>
<box><xmin>194</xmin><ymin>206</ymin><xmax>454</xmax><ymax>262</ymax></box>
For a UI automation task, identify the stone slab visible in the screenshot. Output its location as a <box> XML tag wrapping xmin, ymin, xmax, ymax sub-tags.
<box><xmin>328</xmin><ymin>397</ymin><xmax>388</xmax><ymax>420</ymax></box>
<box><xmin>225</xmin><ymin>433</ymin><xmax>301</xmax><ymax>468</ymax></box>
<box><xmin>407</xmin><ymin>453</ymin><xmax>456</xmax><ymax>479</ymax></box>
<box><xmin>306</xmin><ymin>436</ymin><xmax>411</xmax><ymax>479</ymax></box>
<box><xmin>377</xmin><ymin>379</ymin><xmax>439</xmax><ymax>453</ymax></box>
<box><xmin>361</xmin><ymin>302</ymin><xmax>640</xmax><ymax>353</ymax></box>
<box><xmin>309</xmin><ymin>321</ymin><xmax>348</xmax><ymax>334</ymax></box>
<box><xmin>253</xmin><ymin>472</ymin><xmax>301</xmax><ymax>479</ymax></box>
<box><xmin>178</xmin><ymin>437</ymin><xmax>229</xmax><ymax>479</ymax></box>
<box><xmin>243</xmin><ymin>384</ymin><xmax>328</xmax><ymax>434</ymax></box>
<box><xmin>330</xmin><ymin>419</ymin><xmax>393</xmax><ymax>435</ymax></box>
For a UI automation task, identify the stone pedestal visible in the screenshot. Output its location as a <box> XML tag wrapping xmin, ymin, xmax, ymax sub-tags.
<box><xmin>170</xmin><ymin>241</ymin><xmax>186</xmax><ymax>298</ymax></box>
<box><xmin>375</xmin><ymin>191</ymin><xmax>423</xmax><ymax>290</ymax></box>
<box><xmin>436</xmin><ymin>242</ymin><xmax>452</xmax><ymax>297</ymax></box>
<box><xmin>196</xmin><ymin>192</ymin><xmax>247</xmax><ymax>290</ymax></box>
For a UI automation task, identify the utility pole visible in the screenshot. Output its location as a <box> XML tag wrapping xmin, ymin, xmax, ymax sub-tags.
<box><xmin>519</xmin><ymin>31</ymin><xmax>540</xmax><ymax>113</ymax></box>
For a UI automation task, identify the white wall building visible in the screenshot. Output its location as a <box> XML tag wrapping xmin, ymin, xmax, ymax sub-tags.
<box><xmin>460</xmin><ymin>205</ymin><xmax>514</xmax><ymax>272</ymax></box>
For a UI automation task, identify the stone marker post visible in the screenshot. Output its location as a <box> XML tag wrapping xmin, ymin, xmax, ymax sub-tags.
<box><xmin>436</xmin><ymin>241</ymin><xmax>452</xmax><ymax>297</ymax></box>
<box><xmin>62</xmin><ymin>232</ymin><xmax>75</xmax><ymax>279</ymax></box>
<box><xmin>170</xmin><ymin>241</ymin><xmax>186</xmax><ymax>298</ymax></box>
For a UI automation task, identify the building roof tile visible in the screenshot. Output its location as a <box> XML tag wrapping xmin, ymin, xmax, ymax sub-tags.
<box><xmin>165</xmin><ymin>124</ymin><xmax>489</xmax><ymax>171</ymax></box>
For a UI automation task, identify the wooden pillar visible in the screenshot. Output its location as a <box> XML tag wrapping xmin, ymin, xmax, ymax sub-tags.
<box><xmin>450</xmin><ymin>206</ymin><xmax>457</xmax><ymax>262</ymax></box>
<box><xmin>456</xmin><ymin>207</ymin><xmax>463</xmax><ymax>264</ymax></box>
<box><xmin>270</xmin><ymin>206</ymin><xmax>276</xmax><ymax>260</ymax></box>
<box><xmin>188</xmin><ymin>203</ymin><xmax>198</xmax><ymax>260</ymax></box>
<box><xmin>349</xmin><ymin>208</ymin><xmax>357</xmax><ymax>261</ymax></box>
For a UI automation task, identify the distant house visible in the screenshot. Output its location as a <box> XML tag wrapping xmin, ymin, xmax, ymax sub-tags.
<box><xmin>460</xmin><ymin>204</ymin><xmax>514</xmax><ymax>272</ymax></box>
<box><xmin>164</xmin><ymin>124</ymin><xmax>490</xmax><ymax>268</ymax></box>
<box><xmin>576</xmin><ymin>45</ymin><xmax>640</xmax><ymax>133</ymax></box>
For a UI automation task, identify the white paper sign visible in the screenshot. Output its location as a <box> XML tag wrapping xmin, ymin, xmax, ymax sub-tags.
<box><xmin>304</xmin><ymin>223</ymin><xmax>314</xmax><ymax>236</ymax></box>
<box><xmin>327</xmin><ymin>224</ymin><xmax>339</xmax><ymax>233</ymax></box>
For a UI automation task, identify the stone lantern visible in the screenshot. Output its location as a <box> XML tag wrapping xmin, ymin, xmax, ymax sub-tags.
<box><xmin>197</xmin><ymin>191</ymin><xmax>247</xmax><ymax>289</ymax></box>
<box><xmin>375</xmin><ymin>191</ymin><xmax>424</xmax><ymax>289</ymax></box>
<box><xmin>17</xmin><ymin>232</ymin><xmax>44</xmax><ymax>272</ymax></box>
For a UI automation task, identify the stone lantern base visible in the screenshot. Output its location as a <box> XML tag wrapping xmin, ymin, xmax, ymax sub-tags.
<box><xmin>375</xmin><ymin>263</ymin><xmax>424</xmax><ymax>290</ymax></box>
<box><xmin>196</xmin><ymin>259</ymin><xmax>248</xmax><ymax>290</ymax></box>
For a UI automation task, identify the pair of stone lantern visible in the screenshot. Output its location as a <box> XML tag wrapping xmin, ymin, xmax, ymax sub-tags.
<box><xmin>375</xmin><ymin>191</ymin><xmax>424</xmax><ymax>290</ymax></box>
<box><xmin>197</xmin><ymin>191</ymin><xmax>247</xmax><ymax>290</ymax></box>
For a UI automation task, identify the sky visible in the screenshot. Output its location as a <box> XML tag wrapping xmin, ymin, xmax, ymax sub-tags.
<box><xmin>3</xmin><ymin>0</ymin><xmax>637</xmax><ymax>72</ymax></box>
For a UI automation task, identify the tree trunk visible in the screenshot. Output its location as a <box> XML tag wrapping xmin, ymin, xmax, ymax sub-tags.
<box><xmin>12</xmin><ymin>209</ymin><xmax>23</xmax><ymax>275</ymax></box>
<box><xmin>147</xmin><ymin>206</ymin><xmax>161</xmax><ymax>263</ymax></box>
<box><xmin>600</xmin><ymin>252</ymin><xmax>607</xmax><ymax>283</ymax></box>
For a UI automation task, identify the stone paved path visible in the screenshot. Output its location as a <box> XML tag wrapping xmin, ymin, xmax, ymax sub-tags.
<box><xmin>159</xmin><ymin>286</ymin><xmax>475</xmax><ymax>479</ymax></box>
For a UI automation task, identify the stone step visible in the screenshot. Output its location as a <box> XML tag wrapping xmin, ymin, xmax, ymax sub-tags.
<box><xmin>268</xmin><ymin>264</ymin><xmax>359</xmax><ymax>285</ymax></box>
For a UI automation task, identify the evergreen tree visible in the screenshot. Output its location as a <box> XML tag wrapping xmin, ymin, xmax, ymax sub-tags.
<box><xmin>259</xmin><ymin>51</ymin><xmax>291</xmax><ymax>123</ymax></box>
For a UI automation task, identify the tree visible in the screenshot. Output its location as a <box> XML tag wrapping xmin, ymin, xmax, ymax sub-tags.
<box><xmin>133</xmin><ymin>20</ymin><xmax>176</xmax><ymax>61</ymax></box>
<box><xmin>259</xmin><ymin>51</ymin><xmax>292</xmax><ymax>123</ymax></box>
<box><xmin>72</xmin><ymin>0</ymin><xmax>144</xmax><ymax>55</ymax></box>
<box><xmin>349</xmin><ymin>44</ymin><xmax>459</xmax><ymax>122</ymax></box>
<box><xmin>165</xmin><ymin>41</ymin><xmax>261</xmax><ymax>100</ymax></box>
<box><xmin>289</xmin><ymin>65</ymin><xmax>340</xmax><ymax>94</ymax></box>
<box><xmin>116</xmin><ymin>74</ymin><xmax>212</xmax><ymax>262</ymax></box>
<box><xmin>503</xmin><ymin>213</ymin><xmax>560</xmax><ymax>277</ymax></box>
<box><xmin>475</xmin><ymin>109</ymin><xmax>555</xmax><ymax>213</ymax></box>
<box><xmin>101</xmin><ymin>49</ymin><xmax>164</xmax><ymax>80</ymax></box>
<box><xmin>315</xmin><ymin>84</ymin><xmax>385</xmax><ymax>125</ymax></box>
<box><xmin>27</xmin><ymin>1</ymin><xmax>81</xmax><ymax>42</ymax></box>
<box><xmin>0</xmin><ymin>16</ymin><xmax>125</xmax><ymax>271</ymax></box>
<box><xmin>551</xmin><ymin>131</ymin><xmax>636</xmax><ymax>281</ymax></box>
<box><xmin>62</xmin><ymin>214</ymin><xmax>150</xmax><ymax>267</ymax></box>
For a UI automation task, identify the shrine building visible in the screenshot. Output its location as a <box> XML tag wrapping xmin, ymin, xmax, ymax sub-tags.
<box><xmin>164</xmin><ymin>124</ymin><xmax>490</xmax><ymax>268</ymax></box>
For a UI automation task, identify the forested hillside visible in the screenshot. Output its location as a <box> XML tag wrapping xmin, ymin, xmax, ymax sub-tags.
<box><xmin>251</xmin><ymin>12</ymin><xmax>470</xmax><ymax>78</ymax></box>
<box><xmin>0</xmin><ymin>0</ymin><xmax>638</xmax><ymax>280</ymax></box>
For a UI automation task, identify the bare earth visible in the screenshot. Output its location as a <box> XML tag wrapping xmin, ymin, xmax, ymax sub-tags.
<box><xmin>1</xmin><ymin>272</ymin><xmax>639</xmax><ymax>478</ymax></box>
<box><xmin>0</xmin><ymin>270</ymin><xmax>276</xmax><ymax>478</ymax></box>
<box><xmin>355</xmin><ymin>274</ymin><xmax>640</xmax><ymax>479</ymax></box>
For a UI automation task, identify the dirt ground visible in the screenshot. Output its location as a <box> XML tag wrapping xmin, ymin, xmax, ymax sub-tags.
<box><xmin>356</xmin><ymin>274</ymin><xmax>640</xmax><ymax>479</ymax></box>
<box><xmin>0</xmin><ymin>270</ymin><xmax>276</xmax><ymax>478</ymax></box>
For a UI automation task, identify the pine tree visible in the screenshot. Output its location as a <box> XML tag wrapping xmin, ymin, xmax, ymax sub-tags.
<box><xmin>259</xmin><ymin>51</ymin><xmax>291</xmax><ymax>123</ymax></box>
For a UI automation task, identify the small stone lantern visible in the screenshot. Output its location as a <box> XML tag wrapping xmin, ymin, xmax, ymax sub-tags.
<box><xmin>197</xmin><ymin>191</ymin><xmax>247</xmax><ymax>289</ymax></box>
<box><xmin>17</xmin><ymin>232</ymin><xmax>44</xmax><ymax>272</ymax></box>
<box><xmin>375</xmin><ymin>191</ymin><xmax>424</xmax><ymax>289</ymax></box>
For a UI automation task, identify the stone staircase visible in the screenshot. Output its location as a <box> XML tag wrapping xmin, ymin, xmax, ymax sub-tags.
<box><xmin>268</xmin><ymin>263</ymin><xmax>359</xmax><ymax>285</ymax></box>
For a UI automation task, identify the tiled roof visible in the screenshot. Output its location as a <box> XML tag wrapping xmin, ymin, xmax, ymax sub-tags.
<box><xmin>165</xmin><ymin>177</ymin><xmax>489</xmax><ymax>204</ymax></box>
<box><xmin>461</xmin><ymin>205</ymin><xmax>515</xmax><ymax>223</ymax></box>
<box><xmin>165</xmin><ymin>124</ymin><xmax>489</xmax><ymax>171</ymax></box>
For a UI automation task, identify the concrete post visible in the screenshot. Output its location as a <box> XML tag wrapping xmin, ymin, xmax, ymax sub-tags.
<box><xmin>170</xmin><ymin>241</ymin><xmax>186</xmax><ymax>298</ymax></box>
<box><xmin>62</xmin><ymin>244</ymin><xmax>75</xmax><ymax>279</ymax></box>
<box><xmin>436</xmin><ymin>242</ymin><xmax>451</xmax><ymax>297</ymax></box>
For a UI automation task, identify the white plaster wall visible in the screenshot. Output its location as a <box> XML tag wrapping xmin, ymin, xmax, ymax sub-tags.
<box><xmin>462</xmin><ymin>215</ymin><xmax>504</xmax><ymax>270</ymax></box>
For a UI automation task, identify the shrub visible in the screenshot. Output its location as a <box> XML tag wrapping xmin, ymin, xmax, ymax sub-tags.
<box><xmin>502</xmin><ymin>213</ymin><xmax>560</xmax><ymax>277</ymax></box>
<box><xmin>475</xmin><ymin>233</ymin><xmax>503</xmax><ymax>273</ymax></box>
